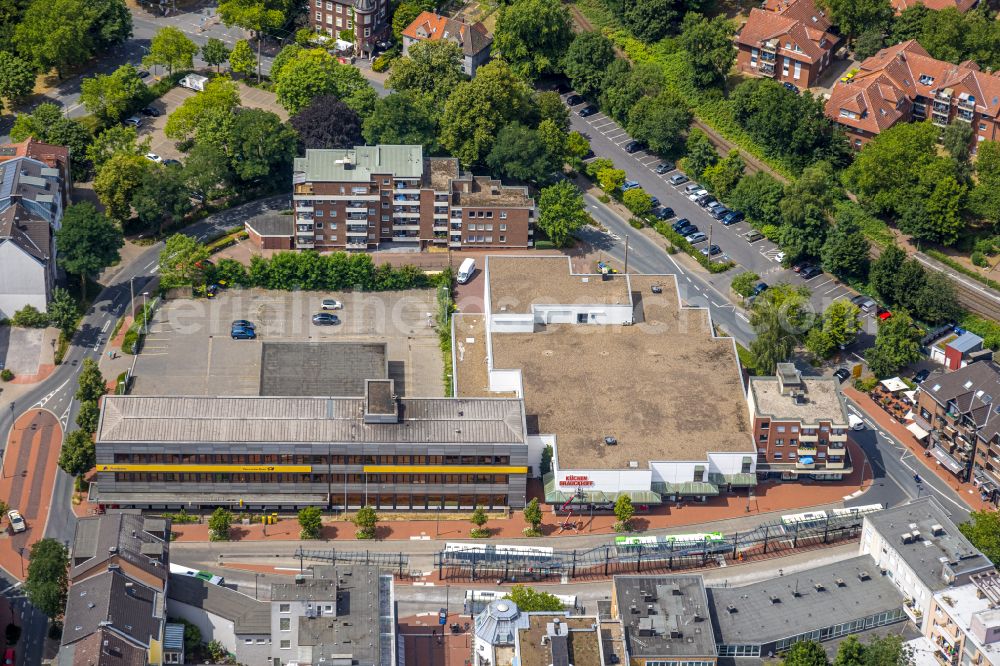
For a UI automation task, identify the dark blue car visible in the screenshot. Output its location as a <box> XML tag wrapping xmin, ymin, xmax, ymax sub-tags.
<box><xmin>231</xmin><ymin>326</ymin><xmax>257</xmax><ymax>340</ymax></box>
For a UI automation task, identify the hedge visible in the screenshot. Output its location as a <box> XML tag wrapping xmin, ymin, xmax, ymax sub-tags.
<box><xmin>925</xmin><ymin>249</ymin><xmax>1000</xmax><ymax>292</ymax></box>
<box><xmin>652</xmin><ymin>222</ymin><xmax>734</xmax><ymax>273</ymax></box>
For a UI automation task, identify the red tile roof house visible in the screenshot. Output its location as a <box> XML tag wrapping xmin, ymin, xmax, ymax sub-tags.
<box><xmin>890</xmin><ymin>0</ymin><xmax>978</xmax><ymax>14</ymax></box>
<box><xmin>824</xmin><ymin>40</ymin><xmax>1000</xmax><ymax>149</ymax></box>
<box><xmin>735</xmin><ymin>0</ymin><xmax>840</xmax><ymax>90</ymax></box>
<box><xmin>402</xmin><ymin>11</ymin><xmax>492</xmax><ymax>77</ymax></box>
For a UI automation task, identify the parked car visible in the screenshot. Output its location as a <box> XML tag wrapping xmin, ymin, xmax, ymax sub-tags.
<box><xmin>162</xmin><ymin>158</ymin><xmax>181</xmax><ymax>167</ymax></box>
<box><xmin>700</xmin><ymin>244</ymin><xmax>722</xmax><ymax>256</ymax></box>
<box><xmin>848</xmin><ymin>414</ymin><xmax>865</xmax><ymax>431</ymax></box>
<box><xmin>914</xmin><ymin>368</ymin><xmax>931</xmax><ymax>383</ymax></box>
<box><xmin>684</xmin><ymin>183</ymin><xmax>701</xmax><ymax>194</ymax></box>
<box><xmin>7</xmin><ymin>510</ymin><xmax>25</xmax><ymax>533</ymax></box>
<box><xmin>566</xmin><ymin>94</ymin><xmax>584</xmax><ymax>106</ymax></box>
<box><xmin>624</xmin><ymin>140</ymin><xmax>643</xmax><ymax>153</ymax></box>
<box><xmin>669</xmin><ymin>174</ymin><xmax>689</xmax><ymax>186</ymax></box>
<box><xmin>312</xmin><ymin>313</ymin><xmax>340</xmax><ymax>326</ymax></box>
<box><xmin>231</xmin><ymin>319</ymin><xmax>255</xmax><ymax>330</ymax></box>
<box><xmin>801</xmin><ymin>266</ymin><xmax>822</xmax><ymax>280</ymax></box>
<box><xmin>877</xmin><ymin>307</ymin><xmax>892</xmax><ymax>320</ymax></box>
<box><xmin>686</xmin><ymin>232</ymin><xmax>708</xmax><ymax>244</ymax></box>
<box><xmin>774</xmin><ymin>251</ymin><xmax>785</xmax><ymax>263</ymax></box>
<box><xmin>322</xmin><ymin>298</ymin><xmax>343</xmax><ymax>310</ymax></box>
<box><xmin>721</xmin><ymin>211</ymin><xmax>743</xmax><ymax>225</ymax></box>
<box><xmin>695</xmin><ymin>194</ymin><xmax>716</xmax><ymax>207</ymax></box>
<box><xmin>231</xmin><ymin>326</ymin><xmax>256</xmax><ymax>340</ymax></box>
<box><xmin>744</xmin><ymin>230</ymin><xmax>764</xmax><ymax>242</ymax></box>
<box><xmin>653</xmin><ymin>206</ymin><xmax>674</xmax><ymax>220</ymax></box>
<box><xmin>137</xmin><ymin>70</ymin><xmax>150</xmax><ymax>79</ymax></box>
<box><xmin>792</xmin><ymin>261</ymin><xmax>809</xmax><ymax>273</ymax></box>
<box><xmin>711</xmin><ymin>206</ymin><xmax>730</xmax><ymax>220</ymax></box>
<box><xmin>782</xmin><ymin>82</ymin><xmax>800</xmax><ymax>94</ymax></box>
<box><xmin>140</xmin><ymin>106</ymin><xmax>160</xmax><ymax>117</ymax></box>
<box><xmin>672</xmin><ymin>218</ymin><xmax>692</xmax><ymax>232</ymax></box>
<box><xmin>4</xmin><ymin>648</ymin><xmax>15</xmax><ymax>665</ymax></box>
<box><xmin>622</xmin><ymin>180</ymin><xmax>640</xmax><ymax>191</ymax></box>
<box><xmin>850</xmin><ymin>294</ymin><xmax>877</xmax><ymax>312</ymax></box>
<box><xmin>124</xmin><ymin>116</ymin><xmax>141</xmax><ymax>127</ymax></box>
<box><xmin>675</xmin><ymin>222</ymin><xmax>697</xmax><ymax>236</ymax></box>
<box><xmin>834</xmin><ymin>367</ymin><xmax>852</xmax><ymax>383</ymax></box>
<box><xmin>687</xmin><ymin>189</ymin><xmax>708</xmax><ymax>202</ymax></box>
<box><xmin>752</xmin><ymin>282</ymin><xmax>769</xmax><ymax>297</ymax></box>
<box><xmin>648</xmin><ymin>196</ymin><xmax>660</xmax><ymax>208</ymax></box>
<box><xmin>578</xmin><ymin>105</ymin><xmax>598</xmax><ymax>117</ymax></box>
<box><xmin>655</xmin><ymin>162</ymin><xmax>675</xmax><ymax>174</ymax></box>
<box><xmin>582</xmin><ymin>149</ymin><xmax>595</xmax><ymax>160</ymax></box>
<box><xmin>145</xmin><ymin>152</ymin><xmax>162</xmax><ymax>163</ymax></box>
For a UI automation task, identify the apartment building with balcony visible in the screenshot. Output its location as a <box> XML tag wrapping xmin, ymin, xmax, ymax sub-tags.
<box><xmin>860</xmin><ymin>497</ymin><xmax>995</xmax><ymax>634</ymax></box>
<box><xmin>308</xmin><ymin>0</ymin><xmax>388</xmax><ymax>59</ymax></box>
<box><xmin>747</xmin><ymin>364</ymin><xmax>851</xmax><ymax>480</ymax></box>
<box><xmin>825</xmin><ymin>40</ymin><xmax>1000</xmax><ymax>149</ymax></box>
<box><xmin>734</xmin><ymin>0</ymin><xmax>840</xmax><ymax>90</ymax></box>
<box><xmin>915</xmin><ymin>361</ymin><xmax>1000</xmax><ymax>499</ymax></box>
<box><xmin>289</xmin><ymin>145</ymin><xmax>534</xmax><ymax>253</ymax></box>
<box><xmin>925</xmin><ymin>572</ymin><xmax>1000</xmax><ymax>666</ymax></box>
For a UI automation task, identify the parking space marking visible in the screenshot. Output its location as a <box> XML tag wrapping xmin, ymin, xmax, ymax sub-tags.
<box><xmin>606</xmin><ymin>131</ymin><xmax>627</xmax><ymax>140</ymax></box>
<box><xmin>823</xmin><ymin>284</ymin><xmax>843</xmax><ymax>295</ymax></box>
<box><xmin>810</xmin><ymin>278</ymin><xmax>833</xmax><ymax>290</ymax></box>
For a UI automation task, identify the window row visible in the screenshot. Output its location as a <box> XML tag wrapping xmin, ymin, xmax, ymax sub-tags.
<box><xmin>112</xmin><ymin>473</ymin><xmax>512</xmax><ymax>484</ymax></box>
<box><xmin>112</xmin><ymin>454</ymin><xmax>512</xmax><ymax>465</ymax></box>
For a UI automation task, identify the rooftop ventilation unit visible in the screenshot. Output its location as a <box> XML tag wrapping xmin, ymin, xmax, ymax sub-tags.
<box><xmin>835</xmin><ymin>578</ymin><xmax>846</xmax><ymax>587</ymax></box>
<box><xmin>858</xmin><ymin>571</ymin><xmax>871</xmax><ymax>581</ymax></box>
<box><xmin>726</xmin><ymin>605</ymin><xmax>738</xmax><ymax>614</ymax></box>
<box><xmin>814</xmin><ymin>583</ymin><xmax>825</xmax><ymax>592</ymax></box>
<box><xmin>931</xmin><ymin>524</ymin><xmax>945</xmax><ymax>537</ymax></box>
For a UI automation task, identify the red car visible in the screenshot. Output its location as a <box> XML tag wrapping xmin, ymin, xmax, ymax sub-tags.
<box><xmin>878</xmin><ymin>309</ymin><xmax>892</xmax><ymax>321</ymax></box>
<box><xmin>5</xmin><ymin>647</ymin><xmax>16</xmax><ymax>665</ymax></box>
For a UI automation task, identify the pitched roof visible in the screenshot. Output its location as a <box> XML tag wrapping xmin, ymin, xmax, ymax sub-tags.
<box><xmin>61</xmin><ymin>569</ymin><xmax>162</xmax><ymax>650</ymax></box>
<box><xmin>167</xmin><ymin>574</ymin><xmax>271</xmax><ymax>634</ymax></box>
<box><xmin>890</xmin><ymin>0</ymin><xmax>978</xmax><ymax>13</ymax></box>
<box><xmin>0</xmin><ymin>203</ymin><xmax>50</xmax><ymax>264</ymax></box>
<box><xmin>402</xmin><ymin>11</ymin><xmax>492</xmax><ymax>57</ymax></box>
<box><xmin>70</xmin><ymin>512</ymin><xmax>170</xmax><ymax>585</ymax></box>
<box><xmin>825</xmin><ymin>39</ymin><xmax>1000</xmax><ymax>135</ymax></box>
<box><xmin>62</xmin><ymin>628</ymin><xmax>149</xmax><ymax>666</ymax></box>
<box><xmin>920</xmin><ymin>361</ymin><xmax>1000</xmax><ymax>444</ymax></box>
<box><xmin>736</xmin><ymin>0</ymin><xmax>839</xmax><ymax>64</ymax></box>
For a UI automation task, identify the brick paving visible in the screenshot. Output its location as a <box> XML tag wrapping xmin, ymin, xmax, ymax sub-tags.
<box><xmin>0</xmin><ymin>410</ymin><xmax>62</xmax><ymax>580</ymax></box>
<box><xmin>398</xmin><ymin>613</ymin><xmax>472</xmax><ymax>666</ymax></box>
<box><xmin>843</xmin><ymin>385</ymin><xmax>992</xmax><ymax>512</ymax></box>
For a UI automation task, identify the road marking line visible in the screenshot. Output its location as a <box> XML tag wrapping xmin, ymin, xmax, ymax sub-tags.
<box><xmin>811</xmin><ymin>278</ymin><xmax>833</xmax><ymax>290</ymax></box>
<box><xmin>736</xmin><ymin>312</ymin><xmax>749</xmax><ymax>322</ymax></box>
<box><xmin>824</xmin><ymin>285</ymin><xmax>842</xmax><ymax>295</ymax></box>
<box><xmin>101</xmin><ymin>320</ymin><xmax>111</xmax><ymax>333</ymax></box>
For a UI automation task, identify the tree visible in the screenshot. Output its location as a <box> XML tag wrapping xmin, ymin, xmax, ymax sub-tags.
<box><xmin>159</xmin><ymin>234</ymin><xmax>209</xmax><ymax>289</ymax></box>
<box><xmin>597</xmin><ymin>167</ymin><xmax>626</xmax><ymax>193</ymax></box>
<box><xmin>298</xmin><ymin>506</ymin><xmax>323</xmax><ymax>539</ymax></box>
<box><xmin>224</xmin><ymin>109</ymin><xmax>297</xmax><ymax>182</ymax></box>
<box><xmin>75</xmin><ymin>400</ymin><xmax>100</xmax><ymax>433</ymax></box>
<box><xmin>891</xmin><ymin>4</ymin><xmax>930</xmax><ymax>43</ymax></box>
<box><xmin>208</xmin><ymin>507</ymin><xmax>233</xmax><ymax>541</ymax></box>
<box><xmin>387</xmin><ymin>40</ymin><xmax>464</xmax><ymax>101</ymax></box>
<box><xmin>942</xmin><ymin>120</ymin><xmax>974</xmax><ymax>165</ymax></box>
<box><xmin>701</xmin><ymin>151</ymin><xmax>744</xmax><ymax>199</ymax></box>
<box><xmin>818</xmin><ymin>300</ymin><xmax>861</xmax><ymax>350</ymax></box>
<box><xmin>817</xmin><ymin>0</ymin><xmax>892</xmax><ymax>39</ymax></box>
<box><xmin>59</xmin><ymin>429</ymin><xmax>95</xmax><ymax>476</ymax></box>
<box><xmin>89</xmin><ymin>0</ymin><xmax>132</xmax><ymax>52</ymax></box>
<box><xmin>749</xmin><ymin>284</ymin><xmax>813</xmax><ymax>374</ymax></box>
<box><xmin>623</xmin><ymin>0</ymin><xmax>694</xmax><ymax>42</ymax></box>
<box><xmin>781</xmin><ymin>640</ymin><xmax>829</xmax><ymax>666</ymax></box>
<box><xmin>182</xmin><ymin>142</ymin><xmax>232</xmax><ymax>200</ymax></box>
<box><xmin>94</xmin><ymin>153</ymin><xmax>150</xmax><ymax>223</ymax></box>
<box><xmin>86</xmin><ymin>125</ymin><xmax>149</xmax><ymax>173</ymax></box>
<box><xmin>486</xmin><ymin>123</ymin><xmax>555</xmax><ymax>183</ymax></box>
<box><xmin>132</xmin><ymin>165</ymin><xmax>192</xmax><ymax>231</ymax></box>
<box><xmin>494</xmin><ymin>0</ymin><xmax>572</xmax><ymax>80</ymax></box>
<box><xmin>820</xmin><ymin>202</ymin><xmax>871</xmax><ymax>279</ymax></box>
<box><xmin>274</xmin><ymin>48</ymin><xmax>372</xmax><ymax>114</ymax></box>
<box><xmin>352</xmin><ymin>505</ymin><xmax>378</xmax><ymax>539</ymax></box>
<box><xmin>202</xmin><ymin>38</ymin><xmax>230</xmax><ymax>73</ymax></box>
<box><xmin>470</xmin><ymin>505</ymin><xmax>489</xmax><ymax>536</ymax></box>
<box><xmin>47</xmin><ymin>288</ymin><xmax>79</xmax><ymax>336</ymax></box>
<box><xmin>684</xmin><ymin>129</ymin><xmax>718</xmax><ymax>180</ymax></box>
<box><xmin>852</xmin><ymin>29</ymin><xmax>884</xmax><ymax>60</ymax></box>
<box><xmin>730</xmin><ymin>271</ymin><xmax>760</xmax><ymax>298</ymax></box>
<box><xmin>363</xmin><ymin>92</ymin><xmax>438</xmax><ymax>151</ymax></box>
<box><xmin>228</xmin><ymin>39</ymin><xmax>256</xmax><ymax>78</ymax></box>
<box><xmin>627</xmin><ymin>92</ymin><xmax>691</xmax><ymax>156</ymax></box>
<box><xmin>913</xmin><ymin>271</ymin><xmax>961</xmax><ymax>325</ymax></box>
<box><xmin>164</xmin><ymin>77</ymin><xmax>240</xmax><ymax>140</ymax></box>
<box><xmin>565</xmin><ymin>131</ymin><xmax>591</xmax><ymax>167</ymax></box>
<box><xmin>504</xmin><ymin>585</ymin><xmax>564</xmax><ymax>611</ymax></box>
<box><xmin>971</xmin><ymin>141</ymin><xmax>1000</xmax><ymax>223</ymax></box>
<box><xmin>601</xmin><ymin>61</ymin><xmax>663</xmax><ymax>124</ymax></box>
<box><xmin>614</xmin><ymin>495</ymin><xmax>634</xmax><ymax>528</ymax></box>
<box><xmin>217</xmin><ymin>0</ymin><xmax>285</xmax><ymax>82</ymax></box>
<box><xmin>391</xmin><ymin>0</ymin><xmax>425</xmax><ymax>42</ymax></box>
<box><xmin>561</xmin><ymin>31</ymin><xmax>615</xmax><ymax>98</ymax></box>
<box><xmin>143</xmin><ymin>27</ymin><xmax>198</xmax><ymax>76</ymax></box>
<box><xmin>623</xmin><ymin>188</ymin><xmax>653</xmax><ymax>216</ymax></box>
<box><xmin>833</xmin><ymin>636</ymin><xmax>865</xmax><ymax>666</ymax></box>
<box><xmin>439</xmin><ymin>60</ymin><xmax>535</xmax><ymax>166</ymax></box>
<box><xmin>678</xmin><ymin>14</ymin><xmax>736</xmax><ymax>89</ymax></box>
<box><xmin>291</xmin><ymin>95</ymin><xmax>362</xmax><ymax>149</ymax></box>
<box><xmin>80</xmin><ymin>64</ymin><xmax>146</xmax><ymax>124</ymax></box>
<box><xmin>728</xmin><ymin>172</ymin><xmax>783</xmax><ymax>227</ymax></box>
<box><xmin>540</xmin><ymin>444</ymin><xmax>553</xmax><ymax>475</ymax></box>
<box><xmin>24</xmin><ymin>539</ymin><xmax>68</xmax><ymax>618</ymax></box>
<box><xmin>10</xmin><ymin>103</ymin><xmax>91</xmax><ymax>177</ymax></box>
<box><xmin>960</xmin><ymin>511</ymin><xmax>1000</xmax><ymax>565</ymax></box>
<box><xmin>866</xmin><ymin>310</ymin><xmax>921</xmax><ymax>378</ymax></box>
<box><xmin>538</xmin><ymin>181</ymin><xmax>588</xmax><ymax>247</ymax></box>
<box><xmin>76</xmin><ymin>358</ymin><xmax>107</xmax><ymax>403</ymax></box>
<box><xmin>858</xmin><ymin>634</ymin><xmax>912</xmax><ymax>666</ymax></box>
<box><xmin>869</xmin><ymin>244</ymin><xmax>906</xmax><ymax>306</ymax></box>
<box><xmin>0</xmin><ymin>51</ymin><xmax>35</xmax><ymax>111</ymax></box>
<box><xmin>537</xmin><ymin>118</ymin><xmax>567</xmax><ymax>166</ymax></box>
<box><xmin>55</xmin><ymin>204</ymin><xmax>123</xmax><ymax>300</ymax></box>
<box><xmin>523</xmin><ymin>498</ymin><xmax>542</xmax><ymax>531</ymax></box>
<box><xmin>15</xmin><ymin>0</ymin><xmax>96</xmax><ymax>78</ymax></box>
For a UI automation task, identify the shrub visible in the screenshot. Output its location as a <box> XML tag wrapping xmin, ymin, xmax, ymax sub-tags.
<box><xmin>855</xmin><ymin>376</ymin><xmax>879</xmax><ymax>392</ymax></box>
<box><xmin>975</xmin><ymin>237</ymin><xmax>998</xmax><ymax>256</ymax></box>
<box><xmin>122</xmin><ymin>329</ymin><xmax>139</xmax><ymax>355</ymax></box>
<box><xmin>730</xmin><ymin>271</ymin><xmax>760</xmax><ymax>298</ymax></box>
<box><xmin>372</xmin><ymin>54</ymin><xmax>393</xmax><ymax>72</ymax></box>
<box><xmin>0</xmin><ymin>369</ymin><xmax>13</xmax><ymax>382</ymax></box>
<box><xmin>11</xmin><ymin>305</ymin><xmax>49</xmax><ymax>328</ymax></box>
<box><xmin>629</xmin><ymin>218</ymin><xmax>644</xmax><ymax>229</ymax></box>
<box><xmin>972</xmin><ymin>251</ymin><xmax>989</xmax><ymax>268</ymax></box>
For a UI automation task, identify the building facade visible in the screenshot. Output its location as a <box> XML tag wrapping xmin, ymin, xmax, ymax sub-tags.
<box><xmin>734</xmin><ymin>0</ymin><xmax>840</xmax><ymax>90</ymax></box>
<box><xmin>826</xmin><ymin>40</ymin><xmax>1000</xmax><ymax>149</ymax></box>
<box><xmin>308</xmin><ymin>0</ymin><xmax>388</xmax><ymax>58</ymax></box>
<box><xmin>402</xmin><ymin>12</ymin><xmax>492</xmax><ymax>76</ymax></box>
<box><xmin>748</xmin><ymin>363</ymin><xmax>852</xmax><ymax>480</ymax></box>
<box><xmin>290</xmin><ymin>145</ymin><xmax>535</xmax><ymax>252</ymax></box>
<box><xmin>915</xmin><ymin>360</ymin><xmax>1000</xmax><ymax>502</ymax></box>
<box><xmin>925</xmin><ymin>572</ymin><xmax>1000</xmax><ymax>666</ymax></box>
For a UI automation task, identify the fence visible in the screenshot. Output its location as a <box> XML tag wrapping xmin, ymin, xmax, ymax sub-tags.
<box><xmin>294</xmin><ymin>547</ymin><xmax>409</xmax><ymax>577</ymax></box>
<box><xmin>435</xmin><ymin>510</ymin><xmax>873</xmax><ymax>582</ymax></box>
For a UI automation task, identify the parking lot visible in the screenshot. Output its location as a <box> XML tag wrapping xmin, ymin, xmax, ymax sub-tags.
<box><xmin>131</xmin><ymin>288</ymin><xmax>445</xmax><ymax>397</ymax></box>
<box><xmin>564</xmin><ymin>94</ymin><xmax>868</xmax><ymax>324</ymax></box>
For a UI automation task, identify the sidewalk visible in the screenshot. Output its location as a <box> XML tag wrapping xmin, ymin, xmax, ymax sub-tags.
<box><xmin>168</xmin><ymin>440</ymin><xmax>872</xmax><ymax>543</ymax></box>
<box><xmin>843</xmin><ymin>384</ymin><xmax>992</xmax><ymax>513</ymax></box>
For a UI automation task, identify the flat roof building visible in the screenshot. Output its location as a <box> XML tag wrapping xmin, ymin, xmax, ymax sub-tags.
<box><xmin>925</xmin><ymin>572</ymin><xmax>1000</xmax><ymax>666</ymax></box>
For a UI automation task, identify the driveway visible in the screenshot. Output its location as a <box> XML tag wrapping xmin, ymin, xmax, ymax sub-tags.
<box><xmin>564</xmin><ymin>94</ymin><xmax>878</xmax><ymax>336</ymax></box>
<box><xmin>0</xmin><ymin>328</ymin><xmax>43</xmax><ymax>376</ymax></box>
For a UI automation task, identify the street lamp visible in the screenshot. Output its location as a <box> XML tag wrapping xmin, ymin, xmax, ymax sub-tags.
<box><xmin>130</xmin><ymin>275</ymin><xmax>137</xmax><ymax>317</ymax></box>
<box><xmin>142</xmin><ymin>293</ymin><xmax>149</xmax><ymax>334</ymax></box>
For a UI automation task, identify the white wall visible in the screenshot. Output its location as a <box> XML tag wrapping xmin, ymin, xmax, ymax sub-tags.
<box><xmin>0</xmin><ymin>242</ymin><xmax>47</xmax><ymax>318</ymax></box>
<box><xmin>650</xmin><ymin>461</ymin><xmax>701</xmax><ymax>485</ymax></box>
<box><xmin>552</xmin><ymin>464</ymin><xmax>652</xmax><ymax>493</ymax></box>
<box><xmin>490</xmin><ymin>313</ymin><xmax>534</xmax><ymax>333</ymax></box>
<box><xmin>708</xmin><ymin>451</ymin><xmax>757</xmax><ymax>475</ymax></box>
<box><xmin>532</xmin><ymin>303</ymin><xmax>634</xmax><ymax>326</ymax></box>
<box><xmin>526</xmin><ymin>434</ymin><xmax>553</xmax><ymax>478</ymax></box>
<box><xmin>861</xmin><ymin>521</ymin><xmax>931</xmax><ymax>631</ymax></box>
<box><xmin>167</xmin><ymin>600</ymin><xmax>238</xmax><ymax>654</ymax></box>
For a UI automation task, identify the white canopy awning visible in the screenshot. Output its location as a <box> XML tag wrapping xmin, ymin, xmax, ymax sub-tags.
<box><xmin>906</xmin><ymin>422</ymin><xmax>929</xmax><ymax>441</ymax></box>
<box><xmin>903</xmin><ymin>390</ymin><xmax>917</xmax><ymax>403</ymax></box>
<box><xmin>930</xmin><ymin>445</ymin><xmax>964</xmax><ymax>474</ymax></box>
<box><xmin>881</xmin><ymin>377</ymin><xmax>908</xmax><ymax>392</ymax></box>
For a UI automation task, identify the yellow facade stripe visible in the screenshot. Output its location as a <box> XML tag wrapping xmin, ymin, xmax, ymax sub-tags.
<box><xmin>97</xmin><ymin>464</ymin><xmax>312</xmax><ymax>473</ymax></box>
<box><xmin>362</xmin><ymin>465</ymin><xmax>527</xmax><ymax>474</ymax></box>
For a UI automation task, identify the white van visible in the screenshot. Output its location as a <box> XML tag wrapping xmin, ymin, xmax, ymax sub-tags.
<box><xmin>456</xmin><ymin>258</ymin><xmax>476</xmax><ymax>284</ymax></box>
<box><xmin>179</xmin><ymin>74</ymin><xmax>209</xmax><ymax>92</ymax></box>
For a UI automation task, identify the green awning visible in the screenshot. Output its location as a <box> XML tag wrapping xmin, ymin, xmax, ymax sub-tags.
<box><xmin>709</xmin><ymin>472</ymin><xmax>758</xmax><ymax>487</ymax></box>
<box><xmin>656</xmin><ymin>481</ymin><xmax>720</xmax><ymax>496</ymax></box>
